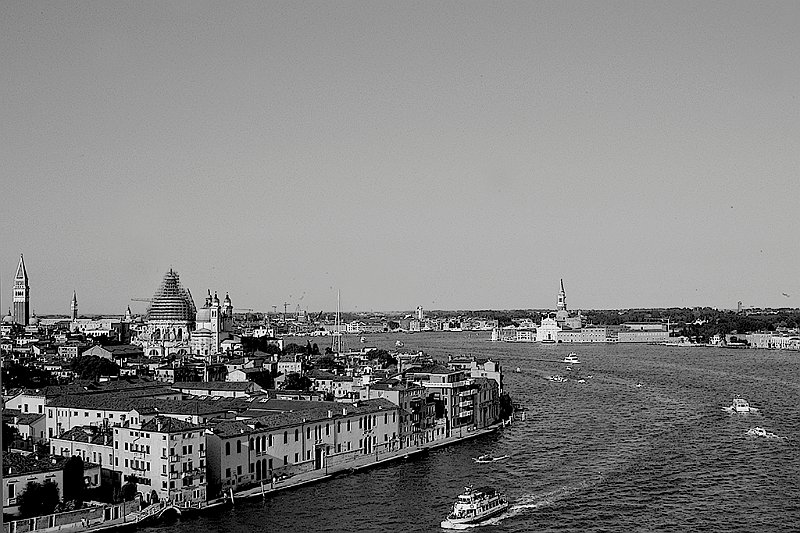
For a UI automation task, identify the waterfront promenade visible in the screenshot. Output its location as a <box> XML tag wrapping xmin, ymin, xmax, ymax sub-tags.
<box><xmin>229</xmin><ymin>422</ymin><xmax>503</xmax><ymax>501</ymax></box>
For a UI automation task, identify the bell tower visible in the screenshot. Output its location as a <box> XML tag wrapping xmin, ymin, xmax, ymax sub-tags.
<box><xmin>557</xmin><ymin>278</ymin><xmax>566</xmax><ymax>312</ymax></box>
<box><xmin>13</xmin><ymin>254</ymin><xmax>30</xmax><ymax>326</ymax></box>
<box><xmin>71</xmin><ymin>290</ymin><xmax>78</xmax><ymax>320</ymax></box>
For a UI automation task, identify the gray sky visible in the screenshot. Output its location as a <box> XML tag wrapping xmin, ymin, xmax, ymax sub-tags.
<box><xmin>2</xmin><ymin>1</ymin><xmax>799</xmax><ymax>315</ymax></box>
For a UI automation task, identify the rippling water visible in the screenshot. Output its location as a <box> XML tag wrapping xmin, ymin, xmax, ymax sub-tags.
<box><xmin>148</xmin><ymin>333</ymin><xmax>800</xmax><ymax>532</ymax></box>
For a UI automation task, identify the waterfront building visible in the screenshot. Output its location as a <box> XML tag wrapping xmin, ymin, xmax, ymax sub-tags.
<box><xmin>447</xmin><ymin>356</ymin><xmax>504</xmax><ymax>393</ymax></box>
<box><xmin>557</xmin><ymin>326</ymin><xmax>609</xmax><ymax>343</ymax></box>
<box><xmin>206</xmin><ymin>399</ymin><xmax>400</xmax><ymax>496</ymax></box>
<box><xmin>404</xmin><ymin>366</ymin><xmax>476</xmax><ymax>434</ymax></box>
<box><xmin>113</xmin><ymin>415</ymin><xmax>207</xmax><ymax>505</ymax></box>
<box><xmin>12</xmin><ymin>254</ymin><xmax>30</xmax><ymax>326</ymax></box>
<box><xmin>536</xmin><ymin>317</ymin><xmax>561</xmax><ymax>342</ymax></box>
<box><xmin>617</xmin><ymin>328</ymin><xmax>669</xmax><ymax>343</ymax></box>
<box><xmin>359</xmin><ymin>381</ymin><xmax>436</xmax><ymax>448</ymax></box>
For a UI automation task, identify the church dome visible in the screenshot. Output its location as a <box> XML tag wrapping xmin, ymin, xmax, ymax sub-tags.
<box><xmin>2</xmin><ymin>311</ymin><xmax>13</xmax><ymax>324</ymax></box>
<box><xmin>29</xmin><ymin>314</ymin><xmax>40</xmax><ymax>326</ymax></box>
<box><xmin>145</xmin><ymin>269</ymin><xmax>196</xmax><ymax>323</ymax></box>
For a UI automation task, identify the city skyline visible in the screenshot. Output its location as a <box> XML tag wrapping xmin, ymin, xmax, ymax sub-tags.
<box><xmin>3</xmin><ymin>2</ymin><xmax>799</xmax><ymax>314</ymax></box>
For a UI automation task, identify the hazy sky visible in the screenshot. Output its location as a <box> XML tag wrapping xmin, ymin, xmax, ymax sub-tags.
<box><xmin>2</xmin><ymin>1</ymin><xmax>799</xmax><ymax>315</ymax></box>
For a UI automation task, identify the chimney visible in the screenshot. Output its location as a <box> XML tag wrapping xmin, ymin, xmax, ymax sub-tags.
<box><xmin>327</xmin><ymin>410</ymin><xmax>333</xmax><ymax>418</ymax></box>
<box><xmin>342</xmin><ymin>407</ymin><xmax>347</xmax><ymax>416</ymax></box>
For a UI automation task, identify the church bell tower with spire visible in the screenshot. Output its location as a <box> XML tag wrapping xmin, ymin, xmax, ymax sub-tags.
<box><xmin>13</xmin><ymin>254</ymin><xmax>30</xmax><ymax>326</ymax></box>
<box><xmin>557</xmin><ymin>278</ymin><xmax>567</xmax><ymax>312</ymax></box>
<box><xmin>71</xmin><ymin>290</ymin><xmax>78</xmax><ymax>320</ymax></box>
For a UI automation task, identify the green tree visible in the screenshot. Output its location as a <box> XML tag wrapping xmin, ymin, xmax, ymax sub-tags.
<box><xmin>62</xmin><ymin>456</ymin><xmax>85</xmax><ymax>504</ymax></box>
<box><xmin>365</xmin><ymin>349</ymin><xmax>397</xmax><ymax>369</ymax></box>
<box><xmin>18</xmin><ymin>480</ymin><xmax>60</xmax><ymax>517</ymax></box>
<box><xmin>281</xmin><ymin>373</ymin><xmax>311</xmax><ymax>391</ymax></box>
<box><xmin>70</xmin><ymin>356</ymin><xmax>120</xmax><ymax>380</ymax></box>
<box><xmin>3</xmin><ymin>422</ymin><xmax>20</xmax><ymax>450</ymax></box>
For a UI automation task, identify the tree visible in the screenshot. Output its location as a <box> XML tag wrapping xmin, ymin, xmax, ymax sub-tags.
<box><xmin>62</xmin><ymin>456</ymin><xmax>85</xmax><ymax>504</ymax></box>
<box><xmin>3</xmin><ymin>422</ymin><xmax>20</xmax><ymax>450</ymax></box>
<box><xmin>121</xmin><ymin>480</ymin><xmax>138</xmax><ymax>501</ymax></box>
<box><xmin>365</xmin><ymin>349</ymin><xmax>396</xmax><ymax>369</ymax></box>
<box><xmin>18</xmin><ymin>480</ymin><xmax>60</xmax><ymax>518</ymax></box>
<box><xmin>281</xmin><ymin>373</ymin><xmax>311</xmax><ymax>391</ymax></box>
<box><xmin>70</xmin><ymin>356</ymin><xmax>120</xmax><ymax>380</ymax></box>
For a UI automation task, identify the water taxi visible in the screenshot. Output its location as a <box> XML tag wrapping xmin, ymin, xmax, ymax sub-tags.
<box><xmin>563</xmin><ymin>353</ymin><xmax>581</xmax><ymax>364</ymax></box>
<box><xmin>725</xmin><ymin>398</ymin><xmax>757</xmax><ymax>413</ymax></box>
<box><xmin>441</xmin><ymin>486</ymin><xmax>509</xmax><ymax>527</ymax></box>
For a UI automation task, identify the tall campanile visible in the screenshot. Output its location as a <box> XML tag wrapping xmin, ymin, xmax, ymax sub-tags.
<box><xmin>71</xmin><ymin>290</ymin><xmax>78</xmax><ymax>320</ymax></box>
<box><xmin>557</xmin><ymin>278</ymin><xmax>567</xmax><ymax>312</ymax></box>
<box><xmin>13</xmin><ymin>254</ymin><xmax>30</xmax><ymax>326</ymax></box>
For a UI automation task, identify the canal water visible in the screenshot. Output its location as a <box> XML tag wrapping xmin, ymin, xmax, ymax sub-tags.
<box><xmin>147</xmin><ymin>332</ymin><xmax>800</xmax><ymax>532</ymax></box>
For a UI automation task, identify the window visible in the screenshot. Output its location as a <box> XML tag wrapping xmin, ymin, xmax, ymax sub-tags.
<box><xmin>225</xmin><ymin>468</ymin><xmax>231</xmax><ymax>478</ymax></box>
<box><xmin>337</xmin><ymin>422</ymin><xmax>341</xmax><ymax>433</ymax></box>
<box><xmin>225</xmin><ymin>442</ymin><xmax>231</xmax><ymax>455</ymax></box>
<box><xmin>294</xmin><ymin>453</ymin><xmax>298</xmax><ymax>463</ymax></box>
<box><xmin>8</xmin><ymin>484</ymin><xmax>15</xmax><ymax>498</ymax></box>
<box><xmin>283</xmin><ymin>455</ymin><xmax>288</xmax><ymax>465</ymax></box>
<box><xmin>268</xmin><ymin>434</ymin><xmax>273</xmax><ymax>447</ymax></box>
<box><xmin>124</xmin><ymin>443</ymin><xmax>128</xmax><ymax>451</ymax></box>
<box><xmin>283</xmin><ymin>431</ymin><xmax>288</xmax><ymax>444</ymax></box>
<box><xmin>237</xmin><ymin>465</ymin><xmax>242</xmax><ymax>475</ymax></box>
<box><xmin>384</xmin><ymin>413</ymin><xmax>388</xmax><ymax>424</ymax></box>
<box><xmin>294</xmin><ymin>429</ymin><xmax>299</xmax><ymax>442</ymax></box>
<box><xmin>326</xmin><ymin>424</ymin><xmax>329</xmax><ymax>436</ymax></box>
<box><xmin>237</xmin><ymin>440</ymin><xmax>242</xmax><ymax>454</ymax></box>
<box><xmin>347</xmin><ymin>420</ymin><xmax>351</xmax><ymax>431</ymax></box>
<box><xmin>188</xmin><ymin>445</ymin><xmax>192</xmax><ymax>454</ymax></box>
<box><xmin>306</xmin><ymin>427</ymin><xmax>311</xmax><ymax>439</ymax></box>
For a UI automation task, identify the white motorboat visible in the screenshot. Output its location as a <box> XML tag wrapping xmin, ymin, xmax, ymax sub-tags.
<box><xmin>563</xmin><ymin>353</ymin><xmax>581</xmax><ymax>364</ymax></box>
<box><xmin>441</xmin><ymin>486</ymin><xmax>509</xmax><ymax>528</ymax></box>
<box><xmin>395</xmin><ymin>340</ymin><xmax>404</xmax><ymax>348</ymax></box>
<box><xmin>473</xmin><ymin>453</ymin><xmax>509</xmax><ymax>464</ymax></box>
<box><xmin>514</xmin><ymin>367</ymin><xmax>521</xmax><ymax>373</ymax></box>
<box><xmin>725</xmin><ymin>398</ymin><xmax>757</xmax><ymax>413</ymax></box>
<box><xmin>747</xmin><ymin>426</ymin><xmax>783</xmax><ymax>439</ymax></box>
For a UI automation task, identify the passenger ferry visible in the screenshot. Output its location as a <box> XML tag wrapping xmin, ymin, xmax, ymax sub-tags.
<box><xmin>441</xmin><ymin>486</ymin><xmax>509</xmax><ymax>527</ymax></box>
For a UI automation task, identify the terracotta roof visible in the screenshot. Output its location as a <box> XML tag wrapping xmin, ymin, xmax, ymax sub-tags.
<box><xmin>2</xmin><ymin>451</ymin><xmax>68</xmax><ymax>476</ymax></box>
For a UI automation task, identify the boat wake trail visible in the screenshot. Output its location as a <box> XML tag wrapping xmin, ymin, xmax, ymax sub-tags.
<box><xmin>441</xmin><ymin>482</ymin><xmax>594</xmax><ymax>529</ymax></box>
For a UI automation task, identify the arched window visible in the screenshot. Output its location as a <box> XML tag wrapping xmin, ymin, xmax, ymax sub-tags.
<box><xmin>255</xmin><ymin>437</ymin><xmax>261</xmax><ymax>454</ymax></box>
<box><xmin>306</xmin><ymin>427</ymin><xmax>311</xmax><ymax>439</ymax></box>
<box><xmin>261</xmin><ymin>435</ymin><xmax>267</xmax><ymax>450</ymax></box>
<box><xmin>294</xmin><ymin>429</ymin><xmax>299</xmax><ymax>442</ymax></box>
<box><xmin>249</xmin><ymin>438</ymin><xmax>254</xmax><ymax>451</ymax></box>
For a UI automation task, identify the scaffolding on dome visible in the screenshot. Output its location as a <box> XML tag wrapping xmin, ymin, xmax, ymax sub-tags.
<box><xmin>145</xmin><ymin>268</ymin><xmax>197</xmax><ymax>323</ymax></box>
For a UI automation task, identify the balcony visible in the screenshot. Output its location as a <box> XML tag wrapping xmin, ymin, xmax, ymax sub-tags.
<box><xmin>170</xmin><ymin>455</ymin><xmax>181</xmax><ymax>463</ymax></box>
<box><xmin>458</xmin><ymin>400</ymin><xmax>473</xmax><ymax>408</ymax></box>
<box><xmin>198</xmin><ymin>449</ymin><xmax>206</xmax><ymax>458</ymax></box>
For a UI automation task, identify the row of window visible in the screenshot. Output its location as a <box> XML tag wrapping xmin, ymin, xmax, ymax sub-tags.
<box><xmin>224</xmin><ymin>413</ymin><xmax>397</xmax><ymax>455</ymax></box>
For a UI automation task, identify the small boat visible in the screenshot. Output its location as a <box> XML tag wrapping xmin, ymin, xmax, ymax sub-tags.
<box><xmin>360</xmin><ymin>336</ymin><xmax>366</xmax><ymax>343</ymax></box>
<box><xmin>563</xmin><ymin>353</ymin><xmax>581</xmax><ymax>364</ymax></box>
<box><xmin>635</xmin><ymin>382</ymin><xmax>643</xmax><ymax>388</ymax></box>
<box><xmin>747</xmin><ymin>426</ymin><xmax>783</xmax><ymax>439</ymax></box>
<box><xmin>473</xmin><ymin>453</ymin><xmax>509</xmax><ymax>464</ymax></box>
<box><xmin>395</xmin><ymin>340</ymin><xmax>404</xmax><ymax>348</ymax></box>
<box><xmin>514</xmin><ymin>367</ymin><xmax>521</xmax><ymax>373</ymax></box>
<box><xmin>725</xmin><ymin>398</ymin><xmax>757</xmax><ymax>413</ymax></box>
<box><xmin>441</xmin><ymin>486</ymin><xmax>509</xmax><ymax>528</ymax></box>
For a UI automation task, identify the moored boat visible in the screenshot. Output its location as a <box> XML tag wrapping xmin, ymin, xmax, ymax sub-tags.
<box><xmin>563</xmin><ymin>353</ymin><xmax>581</xmax><ymax>364</ymax></box>
<box><xmin>441</xmin><ymin>486</ymin><xmax>509</xmax><ymax>528</ymax></box>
